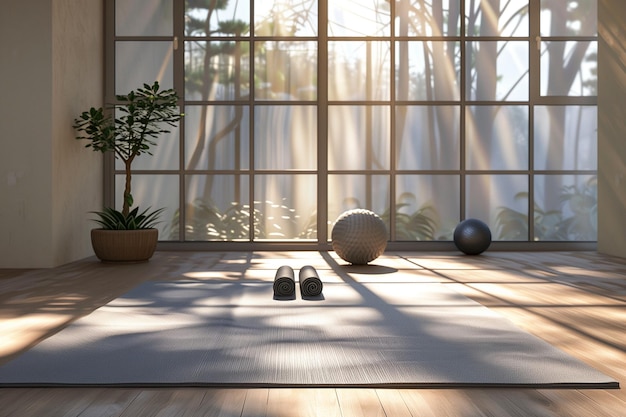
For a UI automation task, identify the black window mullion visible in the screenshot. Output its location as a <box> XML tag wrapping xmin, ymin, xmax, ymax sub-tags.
<box><xmin>317</xmin><ymin>0</ymin><xmax>329</xmax><ymax>244</ymax></box>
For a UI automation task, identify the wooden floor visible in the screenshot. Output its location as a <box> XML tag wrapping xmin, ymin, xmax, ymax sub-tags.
<box><xmin>0</xmin><ymin>251</ymin><xmax>624</xmax><ymax>417</ymax></box>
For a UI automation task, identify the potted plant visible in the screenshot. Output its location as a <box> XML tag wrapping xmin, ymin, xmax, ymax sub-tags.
<box><xmin>73</xmin><ymin>81</ymin><xmax>182</xmax><ymax>262</ymax></box>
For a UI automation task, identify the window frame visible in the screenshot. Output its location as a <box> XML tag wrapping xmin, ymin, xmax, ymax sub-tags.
<box><xmin>104</xmin><ymin>0</ymin><xmax>598</xmax><ymax>251</ymax></box>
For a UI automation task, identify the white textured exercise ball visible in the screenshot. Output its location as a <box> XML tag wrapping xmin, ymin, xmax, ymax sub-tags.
<box><xmin>331</xmin><ymin>209</ymin><xmax>388</xmax><ymax>265</ymax></box>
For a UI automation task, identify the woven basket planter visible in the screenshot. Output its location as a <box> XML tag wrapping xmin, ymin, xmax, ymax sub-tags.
<box><xmin>91</xmin><ymin>229</ymin><xmax>158</xmax><ymax>262</ymax></box>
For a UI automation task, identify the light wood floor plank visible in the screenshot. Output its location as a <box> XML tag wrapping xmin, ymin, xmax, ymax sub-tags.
<box><xmin>335</xmin><ymin>388</ymin><xmax>385</xmax><ymax>417</ymax></box>
<box><xmin>374</xmin><ymin>389</ymin><xmax>413</xmax><ymax>417</ymax></box>
<box><xmin>68</xmin><ymin>388</ymin><xmax>140</xmax><ymax>417</ymax></box>
<box><xmin>396</xmin><ymin>389</ymin><xmax>441</xmax><ymax>417</ymax></box>
<box><xmin>0</xmin><ymin>388</ymin><xmax>46</xmax><ymax>417</ymax></box>
<box><xmin>401</xmin><ymin>389</ymin><xmax>490</xmax><ymax>417</ymax></box>
<box><xmin>118</xmin><ymin>390</ymin><xmax>184</xmax><ymax>417</ymax></box>
<box><xmin>152</xmin><ymin>388</ymin><xmax>210</xmax><ymax>417</ymax></box>
<box><xmin>265</xmin><ymin>388</ymin><xmax>341</xmax><ymax>417</ymax></box>
<box><xmin>195</xmin><ymin>389</ymin><xmax>247</xmax><ymax>417</ymax></box>
<box><xmin>534</xmin><ymin>390</ymin><xmax>618</xmax><ymax>417</ymax></box>
<box><xmin>241</xmin><ymin>388</ymin><xmax>269</xmax><ymax>417</ymax></box>
<box><xmin>296</xmin><ymin>388</ymin><xmax>342</xmax><ymax>417</ymax></box>
<box><xmin>463</xmin><ymin>389</ymin><xmax>556</xmax><ymax>417</ymax></box>
<box><xmin>0</xmin><ymin>388</ymin><xmax>103</xmax><ymax>417</ymax></box>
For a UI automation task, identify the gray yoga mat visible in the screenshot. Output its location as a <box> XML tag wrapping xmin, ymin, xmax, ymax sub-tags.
<box><xmin>273</xmin><ymin>265</ymin><xmax>296</xmax><ymax>297</ymax></box>
<box><xmin>0</xmin><ymin>279</ymin><xmax>617</xmax><ymax>388</ymax></box>
<box><xmin>299</xmin><ymin>265</ymin><xmax>323</xmax><ymax>297</ymax></box>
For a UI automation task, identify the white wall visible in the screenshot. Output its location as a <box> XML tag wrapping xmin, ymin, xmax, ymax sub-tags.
<box><xmin>51</xmin><ymin>0</ymin><xmax>105</xmax><ymax>266</ymax></box>
<box><xmin>597</xmin><ymin>0</ymin><xmax>626</xmax><ymax>258</ymax></box>
<box><xmin>0</xmin><ymin>0</ymin><xmax>103</xmax><ymax>268</ymax></box>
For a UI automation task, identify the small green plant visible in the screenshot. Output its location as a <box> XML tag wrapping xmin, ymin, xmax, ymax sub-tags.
<box><xmin>495</xmin><ymin>177</ymin><xmax>597</xmax><ymax>241</ymax></box>
<box><xmin>73</xmin><ymin>81</ymin><xmax>182</xmax><ymax>229</ymax></box>
<box><xmin>380</xmin><ymin>200</ymin><xmax>441</xmax><ymax>241</ymax></box>
<box><xmin>393</xmin><ymin>204</ymin><xmax>440</xmax><ymax>241</ymax></box>
<box><xmin>92</xmin><ymin>207</ymin><xmax>164</xmax><ymax>230</ymax></box>
<box><xmin>173</xmin><ymin>199</ymin><xmax>259</xmax><ymax>240</ymax></box>
<box><xmin>170</xmin><ymin>198</ymin><xmax>317</xmax><ymax>241</ymax></box>
<box><xmin>558</xmin><ymin>177</ymin><xmax>597</xmax><ymax>240</ymax></box>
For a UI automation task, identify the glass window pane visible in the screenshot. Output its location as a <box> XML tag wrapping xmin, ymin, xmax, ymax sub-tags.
<box><xmin>395</xmin><ymin>0</ymin><xmax>461</xmax><ymax>37</ymax></box>
<box><xmin>185</xmin><ymin>41</ymin><xmax>250</xmax><ymax>101</ymax></box>
<box><xmin>328</xmin><ymin>175</ymin><xmax>390</xmax><ymax>238</ymax></box>
<box><xmin>255</xmin><ymin>106</ymin><xmax>317</xmax><ymax>170</ymax></box>
<box><xmin>540</xmin><ymin>0</ymin><xmax>597</xmax><ymax>36</ymax></box>
<box><xmin>185</xmin><ymin>106</ymin><xmax>250</xmax><ymax>171</ymax></box>
<box><xmin>185</xmin><ymin>1</ymin><xmax>250</xmax><ymax>36</ymax></box>
<box><xmin>255</xmin><ymin>0</ymin><xmax>318</xmax><ymax>36</ymax></box>
<box><xmin>467</xmin><ymin>41</ymin><xmax>529</xmax><ymax>101</ymax></box>
<box><xmin>396</xmin><ymin>41</ymin><xmax>460</xmax><ymax>101</ymax></box>
<box><xmin>540</xmin><ymin>41</ymin><xmax>597</xmax><ymax>96</ymax></box>
<box><xmin>329</xmin><ymin>106</ymin><xmax>390</xmax><ymax>170</ymax></box>
<box><xmin>466</xmin><ymin>0</ymin><xmax>529</xmax><ymax>37</ymax></box>
<box><xmin>396</xmin><ymin>106</ymin><xmax>460</xmax><ymax>170</ymax></box>
<box><xmin>534</xmin><ymin>175</ymin><xmax>597</xmax><ymax>241</ymax></box>
<box><xmin>466</xmin><ymin>106</ymin><xmax>529</xmax><ymax>170</ymax></box>
<box><xmin>254</xmin><ymin>175</ymin><xmax>317</xmax><ymax>240</ymax></box>
<box><xmin>115</xmin><ymin>42</ymin><xmax>174</xmax><ymax>94</ymax></box>
<box><xmin>255</xmin><ymin>41</ymin><xmax>317</xmax><ymax>100</ymax></box>
<box><xmin>534</xmin><ymin>106</ymin><xmax>597</xmax><ymax>171</ymax></box>
<box><xmin>467</xmin><ymin>175</ymin><xmax>528</xmax><ymax>241</ymax></box>
<box><xmin>329</xmin><ymin>41</ymin><xmax>390</xmax><ymax>101</ymax></box>
<box><xmin>116</xmin><ymin>0</ymin><xmax>172</xmax><ymax>36</ymax></box>
<box><xmin>184</xmin><ymin>175</ymin><xmax>250</xmax><ymax>241</ymax></box>
<box><xmin>329</xmin><ymin>0</ymin><xmax>390</xmax><ymax>37</ymax></box>
<box><xmin>115</xmin><ymin>175</ymin><xmax>179</xmax><ymax>240</ymax></box>
<box><xmin>396</xmin><ymin>175</ymin><xmax>460</xmax><ymax>241</ymax></box>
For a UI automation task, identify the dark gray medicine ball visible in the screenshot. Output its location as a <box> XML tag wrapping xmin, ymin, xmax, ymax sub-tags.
<box><xmin>453</xmin><ymin>218</ymin><xmax>492</xmax><ymax>255</ymax></box>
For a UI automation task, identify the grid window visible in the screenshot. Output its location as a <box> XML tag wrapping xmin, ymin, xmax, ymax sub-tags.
<box><xmin>107</xmin><ymin>0</ymin><xmax>597</xmax><ymax>247</ymax></box>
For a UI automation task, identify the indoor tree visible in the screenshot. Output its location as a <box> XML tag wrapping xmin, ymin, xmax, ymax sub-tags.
<box><xmin>73</xmin><ymin>81</ymin><xmax>182</xmax><ymax>229</ymax></box>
